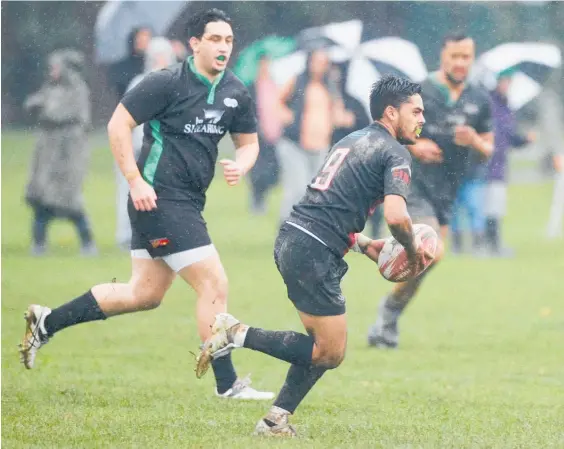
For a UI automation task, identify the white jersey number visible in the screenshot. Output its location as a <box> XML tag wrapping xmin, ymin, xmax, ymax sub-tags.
<box><xmin>311</xmin><ymin>148</ymin><xmax>351</xmax><ymax>191</ymax></box>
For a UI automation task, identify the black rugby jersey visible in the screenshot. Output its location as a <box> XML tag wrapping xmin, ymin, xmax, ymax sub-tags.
<box><xmin>412</xmin><ymin>73</ymin><xmax>492</xmax><ymax>205</ymax></box>
<box><xmin>121</xmin><ymin>56</ymin><xmax>256</xmax><ymax>209</ymax></box>
<box><xmin>289</xmin><ymin>122</ymin><xmax>412</xmax><ymax>256</ymax></box>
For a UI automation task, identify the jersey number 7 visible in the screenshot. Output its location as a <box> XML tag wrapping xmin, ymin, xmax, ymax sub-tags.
<box><xmin>311</xmin><ymin>148</ymin><xmax>351</xmax><ymax>191</ymax></box>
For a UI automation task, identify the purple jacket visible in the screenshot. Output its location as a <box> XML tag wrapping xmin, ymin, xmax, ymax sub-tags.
<box><xmin>487</xmin><ymin>91</ymin><xmax>529</xmax><ymax>181</ymax></box>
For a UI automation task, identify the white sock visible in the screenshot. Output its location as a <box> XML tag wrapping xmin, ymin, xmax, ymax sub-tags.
<box><xmin>232</xmin><ymin>324</ymin><xmax>249</xmax><ymax>347</ymax></box>
<box><xmin>263</xmin><ymin>406</ymin><xmax>291</xmax><ymax>427</ymax></box>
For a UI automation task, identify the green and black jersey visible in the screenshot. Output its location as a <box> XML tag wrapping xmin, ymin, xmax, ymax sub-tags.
<box><xmin>121</xmin><ymin>56</ymin><xmax>256</xmax><ymax>210</ymax></box>
<box><xmin>412</xmin><ymin>74</ymin><xmax>492</xmax><ymax>206</ymax></box>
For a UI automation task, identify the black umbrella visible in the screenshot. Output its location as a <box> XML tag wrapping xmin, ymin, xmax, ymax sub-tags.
<box><xmin>271</xmin><ymin>20</ymin><xmax>428</xmax><ymax>118</ymax></box>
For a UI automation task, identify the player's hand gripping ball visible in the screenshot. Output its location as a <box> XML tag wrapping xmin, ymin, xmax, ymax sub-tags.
<box><xmin>377</xmin><ymin>224</ymin><xmax>438</xmax><ymax>282</ymax></box>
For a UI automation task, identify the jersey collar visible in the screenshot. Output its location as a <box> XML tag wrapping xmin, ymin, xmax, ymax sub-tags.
<box><xmin>370</xmin><ymin>121</ymin><xmax>393</xmax><ymax>136</ymax></box>
<box><xmin>429</xmin><ymin>71</ymin><xmax>468</xmax><ymax>107</ymax></box>
<box><xmin>187</xmin><ymin>56</ymin><xmax>225</xmax><ymax>105</ymax></box>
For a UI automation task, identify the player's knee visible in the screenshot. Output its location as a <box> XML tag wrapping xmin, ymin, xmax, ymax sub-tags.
<box><xmin>136</xmin><ymin>291</ymin><xmax>165</xmax><ymax>310</ymax></box>
<box><xmin>131</xmin><ymin>281</ymin><xmax>166</xmax><ymax>310</ymax></box>
<box><xmin>314</xmin><ymin>353</ymin><xmax>345</xmax><ymax>370</ymax></box>
<box><xmin>328</xmin><ymin>351</ymin><xmax>346</xmax><ymax>369</ymax></box>
<box><xmin>312</xmin><ymin>346</ymin><xmax>346</xmax><ymax>369</ymax></box>
<box><xmin>199</xmin><ymin>274</ymin><xmax>229</xmax><ymax>305</ymax></box>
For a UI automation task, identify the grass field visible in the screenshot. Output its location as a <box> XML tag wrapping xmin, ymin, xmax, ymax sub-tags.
<box><xmin>2</xmin><ymin>130</ymin><xmax>563</xmax><ymax>448</ymax></box>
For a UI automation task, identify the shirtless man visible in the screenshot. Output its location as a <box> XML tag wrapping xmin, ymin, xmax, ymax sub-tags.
<box><xmin>277</xmin><ymin>49</ymin><xmax>355</xmax><ymax>222</ymax></box>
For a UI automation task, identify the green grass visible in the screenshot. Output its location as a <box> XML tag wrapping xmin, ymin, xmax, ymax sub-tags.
<box><xmin>2</xmin><ymin>130</ymin><xmax>564</xmax><ymax>448</ymax></box>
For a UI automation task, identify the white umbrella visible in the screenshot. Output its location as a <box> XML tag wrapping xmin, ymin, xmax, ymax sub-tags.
<box><xmin>270</xmin><ymin>22</ymin><xmax>427</xmax><ymax>117</ymax></box>
<box><xmin>345</xmin><ymin>37</ymin><xmax>428</xmax><ymax>118</ymax></box>
<box><xmin>298</xmin><ymin>19</ymin><xmax>363</xmax><ymax>56</ymax></box>
<box><xmin>473</xmin><ymin>42</ymin><xmax>562</xmax><ymax>110</ymax></box>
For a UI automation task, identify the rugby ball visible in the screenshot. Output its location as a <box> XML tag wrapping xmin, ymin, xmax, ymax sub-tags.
<box><xmin>377</xmin><ymin>224</ymin><xmax>438</xmax><ymax>282</ymax></box>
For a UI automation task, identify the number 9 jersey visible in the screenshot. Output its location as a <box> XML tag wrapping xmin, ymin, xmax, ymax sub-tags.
<box><xmin>287</xmin><ymin>122</ymin><xmax>413</xmax><ymax>256</ymax></box>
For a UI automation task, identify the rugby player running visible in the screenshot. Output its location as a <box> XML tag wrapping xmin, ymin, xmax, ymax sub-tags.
<box><xmin>19</xmin><ymin>9</ymin><xmax>274</xmax><ymax>400</ymax></box>
<box><xmin>196</xmin><ymin>76</ymin><xmax>432</xmax><ymax>436</ymax></box>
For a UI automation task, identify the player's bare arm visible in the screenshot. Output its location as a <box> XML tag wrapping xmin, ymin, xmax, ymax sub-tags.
<box><xmin>454</xmin><ymin>126</ymin><xmax>494</xmax><ymax>158</ymax></box>
<box><xmin>278</xmin><ymin>77</ymin><xmax>296</xmax><ymax>125</ymax></box>
<box><xmin>108</xmin><ymin>103</ymin><xmax>157</xmax><ymax>211</ymax></box>
<box><xmin>220</xmin><ymin>132</ymin><xmax>259</xmax><ymax>186</ymax></box>
<box><xmin>473</xmin><ymin>131</ymin><xmax>494</xmax><ymax>158</ymax></box>
<box><xmin>332</xmin><ymin>99</ymin><xmax>356</xmax><ymax>128</ymax></box>
<box><xmin>407</xmin><ymin>138</ymin><xmax>443</xmax><ymax>163</ymax></box>
<box><xmin>383</xmin><ymin>194</ymin><xmax>416</xmax><ymax>254</ymax></box>
<box><xmin>108</xmin><ymin>103</ymin><xmax>138</xmax><ymax>178</ymax></box>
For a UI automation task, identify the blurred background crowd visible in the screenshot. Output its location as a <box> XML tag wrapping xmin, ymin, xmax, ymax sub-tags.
<box><xmin>2</xmin><ymin>0</ymin><xmax>563</xmax><ymax>256</ymax></box>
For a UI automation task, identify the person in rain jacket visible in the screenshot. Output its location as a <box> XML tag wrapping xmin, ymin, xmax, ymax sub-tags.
<box><xmin>24</xmin><ymin>49</ymin><xmax>96</xmax><ymax>256</ymax></box>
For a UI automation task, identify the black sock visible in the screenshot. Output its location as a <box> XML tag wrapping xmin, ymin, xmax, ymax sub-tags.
<box><xmin>44</xmin><ymin>290</ymin><xmax>106</xmax><ymax>337</ymax></box>
<box><xmin>243</xmin><ymin>327</ymin><xmax>314</xmax><ymax>366</ymax></box>
<box><xmin>384</xmin><ymin>291</ymin><xmax>413</xmax><ymax>315</ymax></box>
<box><xmin>486</xmin><ymin>217</ymin><xmax>499</xmax><ymax>251</ymax></box>
<box><xmin>379</xmin><ymin>258</ymin><xmax>434</xmax><ymax>325</ymax></box>
<box><xmin>485</xmin><ymin>218</ymin><xmax>492</xmax><ymax>241</ymax></box>
<box><xmin>273</xmin><ymin>364</ymin><xmax>326</xmax><ymax>414</ymax></box>
<box><xmin>211</xmin><ymin>354</ymin><xmax>237</xmax><ymax>395</ymax></box>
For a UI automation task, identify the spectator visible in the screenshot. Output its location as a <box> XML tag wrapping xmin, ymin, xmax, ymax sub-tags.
<box><xmin>24</xmin><ymin>49</ymin><xmax>96</xmax><ymax>256</ymax></box>
<box><xmin>107</xmin><ymin>27</ymin><xmax>152</xmax><ymax>100</ymax></box>
<box><xmin>277</xmin><ymin>49</ymin><xmax>355</xmax><ymax>223</ymax></box>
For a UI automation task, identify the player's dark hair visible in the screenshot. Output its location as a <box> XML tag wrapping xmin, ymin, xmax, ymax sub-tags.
<box><xmin>369</xmin><ymin>75</ymin><xmax>421</xmax><ymax>121</ymax></box>
<box><xmin>442</xmin><ymin>31</ymin><xmax>472</xmax><ymax>48</ymax></box>
<box><xmin>188</xmin><ymin>8</ymin><xmax>232</xmax><ymax>39</ymax></box>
